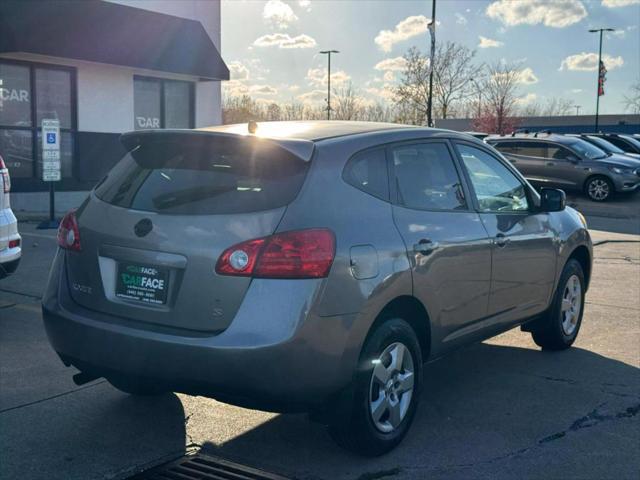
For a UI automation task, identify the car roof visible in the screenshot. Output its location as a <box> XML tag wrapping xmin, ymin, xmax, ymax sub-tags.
<box><xmin>198</xmin><ymin>121</ymin><xmax>417</xmax><ymax>141</ymax></box>
<box><xmin>486</xmin><ymin>132</ymin><xmax>576</xmax><ymax>144</ymax></box>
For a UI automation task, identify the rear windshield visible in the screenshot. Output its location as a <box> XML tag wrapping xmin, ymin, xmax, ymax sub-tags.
<box><xmin>95</xmin><ymin>135</ymin><xmax>310</xmax><ymax>214</ymax></box>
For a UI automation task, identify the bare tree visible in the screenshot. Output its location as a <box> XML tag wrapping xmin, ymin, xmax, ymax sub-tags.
<box><xmin>472</xmin><ymin>61</ymin><xmax>521</xmax><ymax>134</ymax></box>
<box><xmin>332</xmin><ymin>82</ymin><xmax>364</xmax><ymax>120</ymax></box>
<box><xmin>623</xmin><ymin>79</ymin><xmax>640</xmax><ymax>114</ymax></box>
<box><xmin>266</xmin><ymin>102</ymin><xmax>282</xmax><ymax>121</ymax></box>
<box><xmin>542</xmin><ymin>97</ymin><xmax>574</xmax><ymax>116</ymax></box>
<box><xmin>432</xmin><ymin>41</ymin><xmax>483</xmax><ymax>119</ymax></box>
<box><xmin>394</xmin><ymin>47</ymin><xmax>430</xmax><ymax>124</ymax></box>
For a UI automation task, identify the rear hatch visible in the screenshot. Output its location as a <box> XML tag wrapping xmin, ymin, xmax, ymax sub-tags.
<box><xmin>65</xmin><ymin>131</ymin><xmax>313</xmax><ymax>333</ymax></box>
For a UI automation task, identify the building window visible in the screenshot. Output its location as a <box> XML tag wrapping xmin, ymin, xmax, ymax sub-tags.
<box><xmin>0</xmin><ymin>60</ymin><xmax>75</xmax><ymax>179</ymax></box>
<box><xmin>134</xmin><ymin>76</ymin><xmax>193</xmax><ymax>130</ymax></box>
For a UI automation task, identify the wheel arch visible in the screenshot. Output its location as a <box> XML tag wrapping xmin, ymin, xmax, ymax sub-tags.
<box><xmin>583</xmin><ymin>174</ymin><xmax>614</xmax><ymax>195</ymax></box>
<box><xmin>568</xmin><ymin>245</ymin><xmax>592</xmax><ymax>291</ymax></box>
<box><xmin>370</xmin><ymin>295</ymin><xmax>432</xmax><ymax>361</ymax></box>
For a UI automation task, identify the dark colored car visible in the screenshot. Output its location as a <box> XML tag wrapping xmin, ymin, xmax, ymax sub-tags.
<box><xmin>589</xmin><ymin>133</ymin><xmax>640</xmax><ymax>156</ymax></box>
<box><xmin>567</xmin><ymin>134</ymin><xmax>640</xmax><ymax>160</ymax></box>
<box><xmin>43</xmin><ymin>121</ymin><xmax>592</xmax><ymax>455</ymax></box>
<box><xmin>487</xmin><ymin>132</ymin><xmax>640</xmax><ymax>201</ymax></box>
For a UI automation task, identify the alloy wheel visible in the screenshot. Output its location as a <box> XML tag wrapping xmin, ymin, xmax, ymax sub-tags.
<box><xmin>587</xmin><ymin>178</ymin><xmax>610</xmax><ymax>201</ymax></box>
<box><xmin>369</xmin><ymin>342</ymin><xmax>415</xmax><ymax>433</ymax></box>
<box><xmin>561</xmin><ymin>274</ymin><xmax>582</xmax><ymax>336</ymax></box>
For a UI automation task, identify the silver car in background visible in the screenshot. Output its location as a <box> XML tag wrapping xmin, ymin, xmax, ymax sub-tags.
<box><xmin>487</xmin><ymin>132</ymin><xmax>640</xmax><ymax>201</ymax></box>
<box><xmin>0</xmin><ymin>154</ymin><xmax>21</xmax><ymax>278</ymax></box>
<box><xmin>43</xmin><ymin>122</ymin><xmax>592</xmax><ymax>455</ymax></box>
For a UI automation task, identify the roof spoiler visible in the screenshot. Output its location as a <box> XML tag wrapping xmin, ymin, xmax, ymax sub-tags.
<box><xmin>120</xmin><ymin>129</ymin><xmax>315</xmax><ymax>162</ymax></box>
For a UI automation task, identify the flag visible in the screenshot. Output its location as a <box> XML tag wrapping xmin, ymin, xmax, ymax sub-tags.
<box><xmin>598</xmin><ymin>60</ymin><xmax>607</xmax><ymax>97</ymax></box>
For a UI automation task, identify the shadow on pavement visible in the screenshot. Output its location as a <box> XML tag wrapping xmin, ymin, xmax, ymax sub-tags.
<box><xmin>197</xmin><ymin>342</ymin><xmax>640</xmax><ymax>479</ymax></box>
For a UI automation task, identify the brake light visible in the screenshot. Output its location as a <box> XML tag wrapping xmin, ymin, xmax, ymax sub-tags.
<box><xmin>8</xmin><ymin>239</ymin><xmax>20</xmax><ymax>249</ymax></box>
<box><xmin>215</xmin><ymin>229</ymin><xmax>335</xmax><ymax>279</ymax></box>
<box><xmin>57</xmin><ymin>209</ymin><xmax>81</xmax><ymax>252</ymax></box>
<box><xmin>0</xmin><ymin>155</ymin><xmax>10</xmax><ymax>193</ymax></box>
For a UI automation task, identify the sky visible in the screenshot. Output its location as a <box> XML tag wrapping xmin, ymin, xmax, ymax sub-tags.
<box><xmin>221</xmin><ymin>0</ymin><xmax>640</xmax><ymax>115</ymax></box>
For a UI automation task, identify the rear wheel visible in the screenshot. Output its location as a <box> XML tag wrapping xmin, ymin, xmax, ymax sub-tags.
<box><xmin>531</xmin><ymin>259</ymin><xmax>585</xmax><ymax>350</ymax></box>
<box><xmin>328</xmin><ymin>318</ymin><xmax>422</xmax><ymax>456</ymax></box>
<box><xmin>107</xmin><ymin>375</ymin><xmax>167</xmax><ymax>396</ymax></box>
<box><xmin>585</xmin><ymin>176</ymin><xmax>613</xmax><ymax>202</ymax></box>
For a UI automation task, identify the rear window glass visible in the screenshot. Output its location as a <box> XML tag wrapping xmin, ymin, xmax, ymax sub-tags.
<box><xmin>95</xmin><ymin>135</ymin><xmax>310</xmax><ymax>214</ymax></box>
<box><xmin>343</xmin><ymin>148</ymin><xmax>389</xmax><ymax>201</ymax></box>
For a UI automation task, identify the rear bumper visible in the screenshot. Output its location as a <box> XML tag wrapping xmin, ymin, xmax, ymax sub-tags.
<box><xmin>42</xmin><ymin>251</ymin><xmax>359</xmax><ymax>412</ymax></box>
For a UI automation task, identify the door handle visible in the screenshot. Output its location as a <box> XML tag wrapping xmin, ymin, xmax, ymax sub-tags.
<box><xmin>413</xmin><ymin>238</ymin><xmax>439</xmax><ymax>255</ymax></box>
<box><xmin>494</xmin><ymin>233</ymin><xmax>510</xmax><ymax>247</ymax></box>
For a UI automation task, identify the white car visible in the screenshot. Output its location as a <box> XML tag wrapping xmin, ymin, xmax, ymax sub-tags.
<box><xmin>0</xmin><ymin>154</ymin><xmax>21</xmax><ymax>278</ymax></box>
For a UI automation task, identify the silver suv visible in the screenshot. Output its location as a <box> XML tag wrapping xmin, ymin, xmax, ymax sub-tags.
<box><xmin>43</xmin><ymin>122</ymin><xmax>592</xmax><ymax>455</ymax></box>
<box><xmin>487</xmin><ymin>132</ymin><xmax>640</xmax><ymax>201</ymax></box>
<box><xmin>0</xmin><ymin>154</ymin><xmax>21</xmax><ymax>278</ymax></box>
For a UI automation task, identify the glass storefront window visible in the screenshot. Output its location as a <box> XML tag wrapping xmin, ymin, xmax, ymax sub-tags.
<box><xmin>36</xmin><ymin>68</ymin><xmax>72</xmax><ymax>129</ymax></box>
<box><xmin>0</xmin><ymin>129</ymin><xmax>34</xmax><ymax>178</ymax></box>
<box><xmin>0</xmin><ymin>63</ymin><xmax>32</xmax><ymax>127</ymax></box>
<box><xmin>134</xmin><ymin>76</ymin><xmax>192</xmax><ymax>130</ymax></box>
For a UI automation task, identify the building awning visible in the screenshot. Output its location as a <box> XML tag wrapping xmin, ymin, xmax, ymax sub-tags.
<box><xmin>0</xmin><ymin>0</ymin><xmax>229</xmax><ymax>81</ymax></box>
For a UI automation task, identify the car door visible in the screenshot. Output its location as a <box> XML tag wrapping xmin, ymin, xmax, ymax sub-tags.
<box><xmin>389</xmin><ymin>140</ymin><xmax>493</xmax><ymax>352</ymax></box>
<box><xmin>544</xmin><ymin>143</ymin><xmax>585</xmax><ymax>188</ymax></box>
<box><xmin>453</xmin><ymin>142</ymin><xmax>557</xmax><ymax>326</ymax></box>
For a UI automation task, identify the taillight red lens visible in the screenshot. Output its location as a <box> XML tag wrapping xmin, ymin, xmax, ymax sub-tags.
<box><xmin>8</xmin><ymin>239</ymin><xmax>20</xmax><ymax>249</ymax></box>
<box><xmin>57</xmin><ymin>209</ymin><xmax>81</xmax><ymax>252</ymax></box>
<box><xmin>215</xmin><ymin>228</ymin><xmax>335</xmax><ymax>279</ymax></box>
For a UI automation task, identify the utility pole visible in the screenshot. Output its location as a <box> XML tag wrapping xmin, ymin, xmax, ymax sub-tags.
<box><xmin>319</xmin><ymin>50</ymin><xmax>339</xmax><ymax>120</ymax></box>
<box><xmin>574</xmin><ymin>105</ymin><xmax>581</xmax><ymax>115</ymax></box>
<box><xmin>589</xmin><ymin>28</ymin><xmax>614</xmax><ymax>131</ymax></box>
<box><xmin>426</xmin><ymin>0</ymin><xmax>436</xmax><ymax>127</ymax></box>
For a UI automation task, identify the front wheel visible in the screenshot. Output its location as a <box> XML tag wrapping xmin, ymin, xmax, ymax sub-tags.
<box><xmin>531</xmin><ymin>259</ymin><xmax>585</xmax><ymax>350</ymax></box>
<box><xmin>585</xmin><ymin>176</ymin><xmax>613</xmax><ymax>202</ymax></box>
<box><xmin>328</xmin><ymin>318</ymin><xmax>423</xmax><ymax>456</ymax></box>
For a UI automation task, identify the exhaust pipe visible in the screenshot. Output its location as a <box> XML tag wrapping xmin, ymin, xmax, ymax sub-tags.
<box><xmin>73</xmin><ymin>371</ymin><xmax>101</xmax><ymax>386</ymax></box>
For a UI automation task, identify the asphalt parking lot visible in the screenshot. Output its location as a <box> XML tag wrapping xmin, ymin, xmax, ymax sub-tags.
<box><xmin>1</xmin><ymin>194</ymin><xmax>639</xmax><ymax>480</ymax></box>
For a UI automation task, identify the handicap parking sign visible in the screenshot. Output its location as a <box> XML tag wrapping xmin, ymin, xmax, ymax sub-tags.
<box><xmin>46</xmin><ymin>132</ymin><xmax>56</xmax><ymax>144</ymax></box>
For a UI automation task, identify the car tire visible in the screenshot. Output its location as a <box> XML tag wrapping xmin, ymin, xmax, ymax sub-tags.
<box><xmin>107</xmin><ymin>375</ymin><xmax>167</xmax><ymax>396</ymax></box>
<box><xmin>585</xmin><ymin>176</ymin><xmax>613</xmax><ymax>202</ymax></box>
<box><xmin>531</xmin><ymin>259</ymin><xmax>585</xmax><ymax>351</ymax></box>
<box><xmin>328</xmin><ymin>318</ymin><xmax>423</xmax><ymax>456</ymax></box>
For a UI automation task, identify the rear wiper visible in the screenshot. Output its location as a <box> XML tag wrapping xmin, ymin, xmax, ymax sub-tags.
<box><xmin>152</xmin><ymin>185</ymin><xmax>237</xmax><ymax>210</ymax></box>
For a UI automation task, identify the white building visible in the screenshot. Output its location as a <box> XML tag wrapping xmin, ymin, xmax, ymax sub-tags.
<box><xmin>0</xmin><ymin>0</ymin><xmax>228</xmax><ymax>210</ymax></box>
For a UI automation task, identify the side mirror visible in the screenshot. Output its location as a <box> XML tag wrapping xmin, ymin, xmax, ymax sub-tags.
<box><xmin>540</xmin><ymin>188</ymin><xmax>566</xmax><ymax>212</ymax></box>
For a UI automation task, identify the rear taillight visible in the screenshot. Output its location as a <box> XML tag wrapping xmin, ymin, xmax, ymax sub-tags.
<box><xmin>215</xmin><ymin>228</ymin><xmax>335</xmax><ymax>279</ymax></box>
<box><xmin>0</xmin><ymin>155</ymin><xmax>10</xmax><ymax>193</ymax></box>
<box><xmin>57</xmin><ymin>209</ymin><xmax>82</xmax><ymax>252</ymax></box>
<box><xmin>8</xmin><ymin>239</ymin><xmax>20</xmax><ymax>249</ymax></box>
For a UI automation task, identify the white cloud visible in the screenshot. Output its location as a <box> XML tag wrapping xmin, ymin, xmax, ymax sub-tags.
<box><xmin>249</xmin><ymin>85</ymin><xmax>278</xmax><ymax>95</ymax></box>
<box><xmin>570</xmin><ymin>88</ymin><xmax>584</xmax><ymax>93</ymax></box>
<box><xmin>486</xmin><ymin>0</ymin><xmax>587</xmax><ymax>28</ymax></box>
<box><xmin>374</xmin><ymin>56</ymin><xmax>408</xmax><ymax>71</ymax></box>
<box><xmin>455</xmin><ymin>13</ymin><xmax>468</xmax><ymax>25</ymax></box>
<box><xmin>560</xmin><ymin>52</ymin><xmax>625</xmax><ymax>71</ymax></box>
<box><xmin>365</xmin><ymin>85</ymin><xmax>396</xmax><ymax>101</ymax></box>
<box><xmin>478</xmin><ymin>36</ymin><xmax>504</xmax><ymax>48</ymax></box>
<box><xmin>263</xmin><ymin>0</ymin><xmax>298</xmax><ymax>29</ymax></box>
<box><xmin>253</xmin><ymin>33</ymin><xmax>317</xmax><ymax>49</ymax></box>
<box><xmin>223</xmin><ymin>80</ymin><xmax>249</xmax><ymax>97</ymax></box>
<box><xmin>298</xmin><ymin>0</ymin><xmax>312</xmax><ymax>10</ymax></box>
<box><xmin>515</xmin><ymin>93</ymin><xmax>538</xmax><ymax>105</ymax></box>
<box><xmin>297</xmin><ymin>90</ymin><xmax>326</xmax><ymax>104</ymax></box>
<box><xmin>517</xmin><ymin>67</ymin><xmax>539</xmax><ymax>84</ymax></box>
<box><xmin>602</xmin><ymin>0</ymin><xmax>640</xmax><ymax>7</ymax></box>
<box><xmin>306</xmin><ymin>68</ymin><xmax>351</xmax><ymax>87</ymax></box>
<box><xmin>228</xmin><ymin>61</ymin><xmax>250</xmax><ymax>81</ymax></box>
<box><xmin>374</xmin><ymin>15</ymin><xmax>432</xmax><ymax>52</ymax></box>
<box><xmin>383</xmin><ymin>71</ymin><xmax>396</xmax><ymax>82</ymax></box>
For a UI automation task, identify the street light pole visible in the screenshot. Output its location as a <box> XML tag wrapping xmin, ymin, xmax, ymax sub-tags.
<box><xmin>589</xmin><ymin>28</ymin><xmax>614</xmax><ymax>131</ymax></box>
<box><xmin>574</xmin><ymin>105</ymin><xmax>581</xmax><ymax>115</ymax></box>
<box><xmin>426</xmin><ymin>0</ymin><xmax>437</xmax><ymax>127</ymax></box>
<box><xmin>319</xmin><ymin>50</ymin><xmax>339</xmax><ymax>120</ymax></box>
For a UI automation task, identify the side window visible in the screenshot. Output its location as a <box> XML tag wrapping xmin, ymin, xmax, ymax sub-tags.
<box><xmin>492</xmin><ymin>141</ymin><xmax>519</xmax><ymax>154</ymax></box>
<box><xmin>547</xmin><ymin>145</ymin><xmax>573</xmax><ymax>160</ymax></box>
<box><xmin>391</xmin><ymin>142</ymin><xmax>466</xmax><ymax>211</ymax></box>
<box><xmin>343</xmin><ymin>148</ymin><xmax>389</xmax><ymax>201</ymax></box>
<box><xmin>456</xmin><ymin>144</ymin><xmax>530</xmax><ymax>213</ymax></box>
<box><xmin>515</xmin><ymin>142</ymin><xmax>547</xmax><ymax>158</ymax></box>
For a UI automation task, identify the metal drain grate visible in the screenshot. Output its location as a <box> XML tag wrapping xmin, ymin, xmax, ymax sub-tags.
<box><xmin>131</xmin><ymin>452</ymin><xmax>291</xmax><ymax>480</ymax></box>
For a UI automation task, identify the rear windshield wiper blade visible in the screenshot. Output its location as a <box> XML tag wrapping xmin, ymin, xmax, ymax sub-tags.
<box><xmin>152</xmin><ymin>185</ymin><xmax>238</xmax><ymax>210</ymax></box>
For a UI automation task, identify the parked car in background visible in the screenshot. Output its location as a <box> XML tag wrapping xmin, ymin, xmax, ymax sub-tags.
<box><xmin>43</xmin><ymin>121</ymin><xmax>592</xmax><ymax>456</ymax></box>
<box><xmin>487</xmin><ymin>132</ymin><xmax>640</xmax><ymax>201</ymax></box>
<box><xmin>589</xmin><ymin>133</ymin><xmax>640</xmax><ymax>156</ymax></box>
<box><xmin>0</xmin><ymin>154</ymin><xmax>21</xmax><ymax>278</ymax></box>
<box><xmin>464</xmin><ymin>131</ymin><xmax>489</xmax><ymax>140</ymax></box>
<box><xmin>567</xmin><ymin>134</ymin><xmax>640</xmax><ymax>159</ymax></box>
